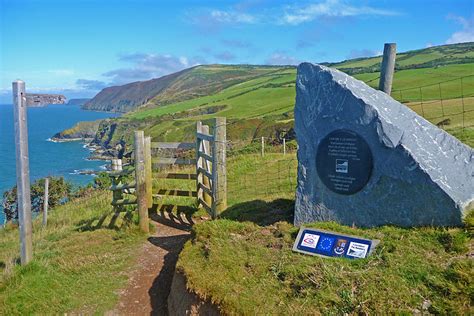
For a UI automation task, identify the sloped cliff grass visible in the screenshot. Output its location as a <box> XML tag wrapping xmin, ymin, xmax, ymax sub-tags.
<box><xmin>0</xmin><ymin>191</ymin><xmax>145</xmax><ymax>314</ymax></box>
<box><xmin>178</xmin><ymin>217</ymin><xmax>473</xmax><ymax>314</ymax></box>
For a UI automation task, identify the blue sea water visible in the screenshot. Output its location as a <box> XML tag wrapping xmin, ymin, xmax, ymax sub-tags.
<box><xmin>0</xmin><ymin>104</ymin><xmax>119</xmax><ymax>225</ymax></box>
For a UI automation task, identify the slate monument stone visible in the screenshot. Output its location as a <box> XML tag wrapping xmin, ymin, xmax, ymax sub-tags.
<box><xmin>294</xmin><ymin>63</ymin><xmax>474</xmax><ymax>227</ymax></box>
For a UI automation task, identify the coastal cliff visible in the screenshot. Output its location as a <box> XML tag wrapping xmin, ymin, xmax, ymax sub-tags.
<box><xmin>51</xmin><ymin>120</ymin><xmax>102</xmax><ymax>141</ymax></box>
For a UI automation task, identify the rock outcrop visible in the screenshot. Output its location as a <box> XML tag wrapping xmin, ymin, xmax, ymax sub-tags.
<box><xmin>294</xmin><ymin>63</ymin><xmax>474</xmax><ymax>227</ymax></box>
<box><xmin>51</xmin><ymin>120</ymin><xmax>101</xmax><ymax>141</ymax></box>
<box><xmin>26</xmin><ymin>93</ymin><xmax>66</xmax><ymax>106</ymax></box>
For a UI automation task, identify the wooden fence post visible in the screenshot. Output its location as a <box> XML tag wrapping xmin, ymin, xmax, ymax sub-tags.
<box><xmin>196</xmin><ymin>121</ymin><xmax>203</xmax><ymax>207</ymax></box>
<box><xmin>134</xmin><ymin>131</ymin><xmax>149</xmax><ymax>233</ymax></box>
<box><xmin>144</xmin><ymin>136</ymin><xmax>153</xmax><ymax>209</ymax></box>
<box><xmin>42</xmin><ymin>177</ymin><xmax>49</xmax><ymax>227</ymax></box>
<box><xmin>283</xmin><ymin>138</ymin><xmax>286</xmax><ymax>155</ymax></box>
<box><xmin>213</xmin><ymin>117</ymin><xmax>227</xmax><ymax>217</ymax></box>
<box><xmin>261</xmin><ymin>136</ymin><xmax>265</xmax><ymax>157</ymax></box>
<box><xmin>379</xmin><ymin>43</ymin><xmax>397</xmax><ymax>95</ymax></box>
<box><xmin>201</xmin><ymin>125</ymin><xmax>213</xmax><ymax>208</ymax></box>
<box><xmin>13</xmin><ymin>80</ymin><xmax>33</xmax><ymax>265</ymax></box>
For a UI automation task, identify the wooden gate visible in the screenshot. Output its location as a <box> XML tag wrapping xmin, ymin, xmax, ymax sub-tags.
<box><xmin>196</xmin><ymin>117</ymin><xmax>227</xmax><ymax>219</ymax></box>
<box><xmin>110</xmin><ymin>117</ymin><xmax>227</xmax><ymax>231</ymax></box>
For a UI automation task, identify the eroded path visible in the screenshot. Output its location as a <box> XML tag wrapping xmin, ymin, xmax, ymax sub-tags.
<box><xmin>110</xmin><ymin>209</ymin><xmax>194</xmax><ymax>315</ymax></box>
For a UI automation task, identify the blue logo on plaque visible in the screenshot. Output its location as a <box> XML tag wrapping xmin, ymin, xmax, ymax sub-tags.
<box><xmin>333</xmin><ymin>239</ymin><xmax>348</xmax><ymax>256</ymax></box>
<box><xmin>316</xmin><ymin>236</ymin><xmax>335</xmax><ymax>252</ymax></box>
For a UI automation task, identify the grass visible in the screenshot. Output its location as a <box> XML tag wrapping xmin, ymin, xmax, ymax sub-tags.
<box><xmin>1</xmin><ymin>149</ymin><xmax>472</xmax><ymax>314</ymax></box>
<box><xmin>178</xmin><ymin>220</ymin><xmax>472</xmax><ymax>314</ymax></box>
<box><xmin>0</xmin><ymin>190</ymin><xmax>145</xmax><ymax>314</ymax></box>
<box><xmin>175</xmin><ymin>153</ymin><xmax>473</xmax><ymax>314</ymax></box>
<box><xmin>117</xmin><ymin>61</ymin><xmax>474</xmax><ymax>149</ymax></box>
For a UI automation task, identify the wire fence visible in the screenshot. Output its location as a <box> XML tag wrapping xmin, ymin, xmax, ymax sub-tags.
<box><xmin>216</xmin><ymin>74</ymin><xmax>474</xmax><ymax>208</ymax></box>
<box><xmin>391</xmin><ymin>75</ymin><xmax>474</xmax><ymax>146</ymax></box>
<box><xmin>226</xmin><ymin>153</ymin><xmax>297</xmax><ymax>202</ymax></box>
<box><xmin>149</xmin><ymin>73</ymin><xmax>474</xmax><ymax>218</ymax></box>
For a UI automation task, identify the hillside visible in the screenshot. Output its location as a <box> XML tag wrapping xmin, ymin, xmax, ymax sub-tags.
<box><xmin>70</xmin><ymin>42</ymin><xmax>474</xmax><ymax>155</ymax></box>
<box><xmin>83</xmin><ymin>65</ymin><xmax>284</xmax><ymax>113</ymax></box>
<box><xmin>67</xmin><ymin>98</ymin><xmax>90</xmax><ymax>106</ymax></box>
<box><xmin>330</xmin><ymin>42</ymin><xmax>474</xmax><ymax>75</ymax></box>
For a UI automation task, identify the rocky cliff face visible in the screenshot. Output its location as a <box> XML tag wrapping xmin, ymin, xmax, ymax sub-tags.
<box><xmin>26</xmin><ymin>93</ymin><xmax>66</xmax><ymax>106</ymax></box>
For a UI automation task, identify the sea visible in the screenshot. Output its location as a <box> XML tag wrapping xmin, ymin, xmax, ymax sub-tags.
<box><xmin>0</xmin><ymin>104</ymin><xmax>119</xmax><ymax>225</ymax></box>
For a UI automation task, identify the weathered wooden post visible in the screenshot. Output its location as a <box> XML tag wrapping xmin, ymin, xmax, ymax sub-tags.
<box><xmin>379</xmin><ymin>43</ymin><xmax>397</xmax><ymax>95</ymax></box>
<box><xmin>42</xmin><ymin>177</ymin><xmax>49</xmax><ymax>227</ymax></box>
<box><xmin>144</xmin><ymin>136</ymin><xmax>153</xmax><ymax>209</ymax></box>
<box><xmin>261</xmin><ymin>136</ymin><xmax>265</xmax><ymax>157</ymax></box>
<box><xmin>201</xmin><ymin>125</ymin><xmax>213</xmax><ymax>208</ymax></box>
<box><xmin>134</xmin><ymin>131</ymin><xmax>149</xmax><ymax>233</ymax></box>
<box><xmin>283</xmin><ymin>138</ymin><xmax>286</xmax><ymax>155</ymax></box>
<box><xmin>196</xmin><ymin>121</ymin><xmax>203</xmax><ymax>207</ymax></box>
<box><xmin>212</xmin><ymin>117</ymin><xmax>227</xmax><ymax>217</ymax></box>
<box><xmin>13</xmin><ymin>80</ymin><xmax>33</xmax><ymax>265</ymax></box>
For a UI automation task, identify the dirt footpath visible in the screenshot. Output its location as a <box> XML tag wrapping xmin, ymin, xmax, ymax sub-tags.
<box><xmin>110</xmin><ymin>211</ymin><xmax>193</xmax><ymax>315</ymax></box>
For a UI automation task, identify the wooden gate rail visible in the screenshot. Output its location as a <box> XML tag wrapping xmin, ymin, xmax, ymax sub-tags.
<box><xmin>151</xmin><ymin>141</ymin><xmax>197</xmax><ymax>200</ymax></box>
<box><xmin>108</xmin><ymin>117</ymin><xmax>227</xmax><ymax>232</ymax></box>
<box><xmin>196</xmin><ymin>117</ymin><xmax>227</xmax><ymax>219</ymax></box>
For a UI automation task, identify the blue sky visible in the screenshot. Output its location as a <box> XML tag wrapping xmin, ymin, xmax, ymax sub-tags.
<box><xmin>0</xmin><ymin>0</ymin><xmax>473</xmax><ymax>103</ymax></box>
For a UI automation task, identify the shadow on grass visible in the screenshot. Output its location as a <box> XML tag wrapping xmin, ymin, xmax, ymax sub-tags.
<box><xmin>76</xmin><ymin>209</ymin><xmax>134</xmax><ymax>232</ymax></box>
<box><xmin>220</xmin><ymin>198</ymin><xmax>294</xmax><ymax>226</ymax></box>
<box><xmin>148</xmin><ymin>204</ymin><xmax>197</xmax><ymax>231</ymax></box>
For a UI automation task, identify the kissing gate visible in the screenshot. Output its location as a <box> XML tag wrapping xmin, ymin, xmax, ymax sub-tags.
<box><xmin>109</xmin><ymin>117</ymin><xmax>227</xmax><ymax>232</ymax></box>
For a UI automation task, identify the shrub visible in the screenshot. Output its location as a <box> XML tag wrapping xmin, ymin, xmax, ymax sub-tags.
<box><xmin>2</xmin><ymin>177</ymin><xmax>72</xmax><ymax>222</ymax></box>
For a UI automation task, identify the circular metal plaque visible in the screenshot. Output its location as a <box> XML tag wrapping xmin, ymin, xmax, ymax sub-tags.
<box><xmin>316</xmin><ymin>129</ymin><xmax>373</xmax><ymax>195</ymax></box>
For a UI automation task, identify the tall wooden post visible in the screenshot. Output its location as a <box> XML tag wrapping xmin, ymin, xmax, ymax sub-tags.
<box><xmin>283</xmin><ymin>138</ymin><xmax>286</xmax><ymax>155</ymax></box>
<box><xmin>134</xmin><ymin>131</ymin><xmax>149</xmax><ymax>233</ymax></box>
<box><xmin>144</xmin><ymin>136</ymin><xmax>153</xmax><ymax>209</ymax></box>
<box><xmin>261</xmin><ymin>137</ymin><xmax>265</xmax><ymax>157</ymax></box>
<box><xmin>213</xmin><ymin>117</ymin><xmax>227</xmax><ymax>217</ymax></box>
<box><xmin>42</xmin><ymin>177</ymin><xmax>49</xmax><ymax>227</ymax></box>
<box><xmin>201</xmin><ymin>125</ymin><xmax>213</xmax><ymax>208</ymax></box>
<box><xmin>379</xmin><ymin>43</ymin><xmax>397</xmax><ymax>95</ymax></box>
<box><xmin>13</xmin><ymin>80</ymin><xmax>33</xmax><ymax>265</ymax></box>
<box><xmin>196</xmin><ymin>121</ymin><xmax>203</xmax><ymax>207</ymax></box>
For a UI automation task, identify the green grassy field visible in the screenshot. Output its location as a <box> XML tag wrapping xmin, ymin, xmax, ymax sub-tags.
<box><xmin>1</xmin><ymin>151</ymin><xmax>472</xmax><ymax>314</ymax></box>
<box><xmin>0</xmin><ymin>191</ymin><xmax>145</xmax><ymax>314</ymax></box>
<box><xmin>86</xmin><ymin>43</ymin><xmax>474</xmax><ymax>152</ymax></box>
<box><xmin>175</xmin><ymin>153</ymin><xmax>473</xmax><ymax>314</ymax></box>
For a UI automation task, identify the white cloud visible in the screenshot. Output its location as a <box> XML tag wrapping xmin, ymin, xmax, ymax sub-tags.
<box><xmin>265</xmin><ymin>51</ymin><xmax>299</xmax><ymax>65</ymax></box>
<box><xmin>346</xmin><ymin>48</ymin><xmax>382</xmax><ymax>59</ymax></box>
<box><xmin>282</xmin><ymin>0</ymin><xmax>399</xmax><ymax>25</ymax></box>
<box><xmin>103</xmin><ymin>53</ymin><xmax>206</xmax><ymax>84</ymax></box>
<box><xmin>446</xmin><ymin>15</ymin><xmax>474</xmax><ymax>44</ymax></box>
<box><xmin>210</xmin><ymin>10</ymin><xmax>257</xmax><ymax>24</ymax></box>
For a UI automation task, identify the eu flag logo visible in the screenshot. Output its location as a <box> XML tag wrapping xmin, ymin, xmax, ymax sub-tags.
<box><xmin>316</xmin><ymin>236</ymin><xmax>335</xmax><ymax>253</ymax></box>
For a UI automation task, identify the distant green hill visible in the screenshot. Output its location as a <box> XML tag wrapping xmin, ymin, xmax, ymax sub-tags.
<box><xmin>79</xmin><ymin>42</ymin><xmax>473</xmax><ymax>152</ymax></box>
<box><xmin>83</xmin><ymin>65</ymin><xmax>284</xmax><ymax>113</ymax></box>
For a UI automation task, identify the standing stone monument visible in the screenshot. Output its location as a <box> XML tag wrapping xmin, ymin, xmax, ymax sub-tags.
<box><xmin>294</xmin><ymin>63</ymin><xmax>474</xmax><ymax>227</ymax></box>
